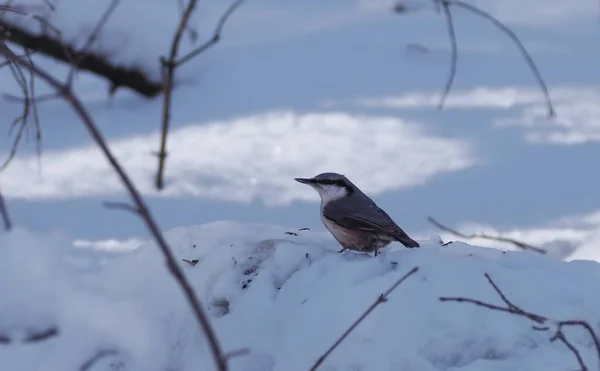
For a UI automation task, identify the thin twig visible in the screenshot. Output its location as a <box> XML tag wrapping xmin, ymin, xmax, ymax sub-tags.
<box><xmin>442</xmin><ymin>0</ymin><xmax>554</xmax><ymax>117</ymax></box>
<box><xmin>0</xmin><ymin>44</ymin><xmax>229</xmax><ymax>371</ymax></box>
<box><xmin>0</xmin><ymin>185</ymin><xmax>11</xmax><ymax>230</ymax></box>
<box><xmin>310</xmin><ymin>266</ymin><xmax>419</xmax><ymax>371</ymax></box>
<box><xmin>2</xmin><ymin>91</ymin><xmax>60</xmax><ymax>103</ymax></box>
<box><xmin>440</xmin><ymin>273</ymin><xmax>600</xmax><ymax>371</ymax></box>
<box><xmin>155</xmin><ymin>0</ymin><xmax>198</xmax><ymax>190</ymax></box>
<box><xmin>155</xmin><ymin>0</ymin><xmax>245</xmax><ymax>190</ymax></box>
<box><xmin>1</xmin><ymin>44</ymin><xmax>31</xmax><ymax>172</ymax></box>
<box><xmin>24</xmin><ymin>326</ymin><xmax>59</xmax><ymax>342</ymax></box>
<box><xmin>24</xmin><ymin>49</ymin><xmax>41</xmax><ymax>161</ymax></box>
<box><xmin>427</xmin><ymin>216</ymin><xmax>546</xmax><ymax>254</ymax></box>
<box><xmin>0</xmin><ymin>326</ymin><xmax>59</xmax><ymax>343</ymax></box>
<box><xmin>175</xmin><ymin>0</ymin><xmax>245</xmax><ymax>67</ymax></box>
<box><xmin>65</xmin><ymin>0</ymin><xmax>121</xmax><ymax>86</ymax></box>
<box><xmin>438</xmin><ymin>1</ymin><xmax>456</xmax><ymax>110</ymax></box>
<box><xmin>79</xmin><ymin>350</ymin><xmax>118</xmax><ymax>371</ymax></box>
<box><xmin>102</xmin><ymin>201</ymin><xmax>140</xmax><ymax>215</ymax></box>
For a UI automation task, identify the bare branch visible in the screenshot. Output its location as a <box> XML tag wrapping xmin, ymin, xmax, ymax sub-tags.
<box><xmin>446</xmin><ymin>0</ymin><xmax>554</xmax><ymax>118</ymax></box>
<box><xmin>438</xmin><ymin>1</ymin><xmax>456</xmax><ymax>110</ymax></box>
<box><xmin>79</xmin><ymin>349</ymin><xmax>118</xmax><ymax>371</ymax></box>
<box><xmin>0</xmin><ymin>326</ymin><xmax>59</xmax><ymax>344</ymax></box>
<box><xmin>65</xmin><ymin>0</ymin><xmax>121</xmax><ymax>86</ymax></box>
<box><xmin>102</xmin><ymin>201</ymin><xmax>140</xmax><ymax>215</ymax></box>
<box><xmin>427</xmin><ymin>216</ymin><xmax>546</xmax><ymax>254</ymax></box>
<box><xmin>310</xmin><ymin>266</ymin><xmax>419</xmax><ymax>371</ymax></box>
<box><xmin>2</xmin><ymin>91</ymin><xmax>60</xmax><ymax>103</ymax></box>
<box><xmin>440</xmin><ymin>273</ymin><xmax>600</xmax><ymax>370</ymax></box>
<box><xmin>24</xmin><ymin>326</ymin><xmax>59</xmax><ymax>342</ymax></box>
<box><xmin>0</xmin><ymin>19</ymin><xmax>161</xmax><ymax>97</ymax></box>
<box><xmin>0</xmin><ymin>184</ymin><xmax>11</xmax><ymax>230</ymax></box>
<box><xmin>175</xmin><ymin>0</ymin><xmax>245</xmax><ymax>67</ymax></box>
<box><xmin>0</xmin><ymin>46</ymin><xmax>229</xmax><ymax>371</ymax></box>
<box><xmin>397</xmin><ymin>0</ymin><xmax>555</xmax><ymax>117</ymax></box>
<box><xmin>155</xmin><ymin>0</ymin><xmax>245</xmax><ymax>190</ymax></box>
<box><xmin>155</xmin><ymin>0</ymin><xmax>198</xmax><ymax>190</ymax></box>
<box><xmin>223</xmin><ymin>348</ymin><xmax>251</xmax><ymax>360</ymax></box>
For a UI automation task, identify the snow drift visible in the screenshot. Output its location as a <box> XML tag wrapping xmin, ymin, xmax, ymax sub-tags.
<box><xmin>1</xmin><ymin>221</ymin><xmax>600</xmax><ymax>371</ymax></box>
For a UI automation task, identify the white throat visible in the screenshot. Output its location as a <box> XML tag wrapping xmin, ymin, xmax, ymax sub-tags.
<box><xmin>316</xmin><ymin>185</ymin><xmax>349</xmax><ymax>206</ymax></box>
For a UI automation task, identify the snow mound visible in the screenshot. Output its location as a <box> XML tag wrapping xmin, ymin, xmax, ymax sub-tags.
<box><xmin>2</xmin><ymin>221</ymin><xmax>600</xmax><ymax>371</ymax></box>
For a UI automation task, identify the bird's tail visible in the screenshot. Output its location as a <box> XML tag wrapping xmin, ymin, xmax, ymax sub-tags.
<box><xmin>393</xmin><ymin>231</ymin><xmax>420</xmax><ymax>248</ymax></box>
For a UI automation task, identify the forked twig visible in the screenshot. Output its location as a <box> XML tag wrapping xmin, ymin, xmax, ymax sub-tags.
<box><xmin>428</xmin><ymin>216</ymin><xmax>546</xmax><ymax>254</ymax></box>
<box><xmin>440</xmin><ymin>273</ymin><xmax>600</xmax><ymax>371</ymax></box>
<box><xmin>310</xmin><ymin>266</ymin><xmax>419</xmax><ymax>371</ymax></box>
<box><xmin>155</xmin><ymin>0</ymin><xmax>245</xmax><ymax>190</ymax></box>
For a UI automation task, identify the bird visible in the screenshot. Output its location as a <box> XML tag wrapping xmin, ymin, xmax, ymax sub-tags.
<box><xmin>295</xmin><ymin>172</ymin><xmax>420</xmax><ymax>256</ymax></box>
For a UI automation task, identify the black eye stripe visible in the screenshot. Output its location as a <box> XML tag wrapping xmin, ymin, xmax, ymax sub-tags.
<box><xmin>316</xmin><ymin>179</ymin><xmax>352</xmax><ymax>190</ymax></box>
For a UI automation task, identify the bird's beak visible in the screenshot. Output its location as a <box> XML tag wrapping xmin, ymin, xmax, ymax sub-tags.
<box><xmin>295</xmin><ymin>177</ymin><xmax>317</xmax><ymax>185</ymax></box>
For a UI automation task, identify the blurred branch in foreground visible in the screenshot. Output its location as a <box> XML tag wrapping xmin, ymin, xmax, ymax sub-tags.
<box><xmin>394</xmin><ymin>0</ymin><xmax>555</xmax><ymax>117</ymax></box>
<box><xmin>440</xmin><ymin>273</ymin><xmax>600</xmax><ymax>371</ymax></box>
<box><xmin>427</xmin><ymin>216</ymin><xmax>546</xmax><ymax>254</ymax></box>
<box><xmin>0</xmin><ymin>185</ymin><xmax>11</xmax><ymax>231</ymax></box>
<box><xmin>310</xmin><ymin>266</ymin><xmax>420</xmax><ymax>371</ymax></box>
<box><xmin>0</xmin><ymin>2</ymin><xmax>162</xmax><ymax>97</ymax></box>
<box><xmin>0</xmin><ymin>34</ymin><xmax>230</xmax><ymax>371</ymax></box>
<box><xmin>155</xmin><ymin>0</ymin><xmax>245</xmax><ymax>190</ymax></box>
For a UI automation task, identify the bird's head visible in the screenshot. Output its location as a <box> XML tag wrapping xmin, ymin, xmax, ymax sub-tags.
<box><xmin>295</xmin><ymin>172</ymin><xmax>355</xmax><ymax>203</ymax></box>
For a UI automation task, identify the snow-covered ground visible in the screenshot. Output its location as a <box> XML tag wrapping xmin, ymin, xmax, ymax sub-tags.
<box><xmin>2</xmin><ymin>221</ymin><xmax>600</xmax><ymax>371</ymax></box>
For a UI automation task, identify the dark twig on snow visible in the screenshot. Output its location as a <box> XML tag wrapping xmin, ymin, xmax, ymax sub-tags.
<box><xmin>79</xmin><ymin>349</ymin><xmax>118</xmax><ymax>371</ymax></box>
<box><xmin>427</xmin><ymin>216</ymin><xmax>546</xmax><ymax>254</ymax></box>
<box><xmin>395</xmin><ymin>0</ymin><xmax>554</xmax><ymax>117</ymax></box>
<box><xmin>0</xmin><ymin>326</ymin><xmax>59</xmax><ymax>344</ymax></box>
<box><xmin>0</xmin><ymin>185</ymin><xmax>11</xmax><ymax>230</ymax></box>
<box><xmin>440</xmin><ymin>273</ymin><xmax>600</xmax><ymax>371</ymax></box>
<box><xmin>0</xmin><ymin>44</ymin><xmax>229</xmax><ymax>371</ymax></box>
<box><xmin>310</xmin><ymin>266</ymin><xmax>419</xmax><ymax>371</ymax></box>
<box><xmin>155</xmin><ymin>0</ymin><xmax>245</xmax><ymax>190</ymax></box>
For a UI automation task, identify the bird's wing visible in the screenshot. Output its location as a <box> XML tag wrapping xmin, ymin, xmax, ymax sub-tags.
<box><xmin>323</xmin><ymin>202</ymin><xmax>400</xmax><ymax>234</ymax></box>
<box><xmin>323</xmin><ymin>202</ymin><xmax>420</xmax><ymax>248</ymax></box>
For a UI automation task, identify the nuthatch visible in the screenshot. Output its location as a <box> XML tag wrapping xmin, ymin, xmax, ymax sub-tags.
<box><xmin>295</xmin><ymin>172</ymin><xmax>420</xmax><ymax>256</ymax></box>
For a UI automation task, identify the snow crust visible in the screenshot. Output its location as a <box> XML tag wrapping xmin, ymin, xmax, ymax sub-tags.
<box><xmin>2</xmin><ymin>221</ymin><xmax>600</xmax><ymax>371</ymax></box>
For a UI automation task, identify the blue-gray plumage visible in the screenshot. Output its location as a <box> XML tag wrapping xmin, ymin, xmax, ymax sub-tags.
<box><xmin>295</xmin><ymin>172</ymin><xmax>419</xmax><ymax>256</ymax></box>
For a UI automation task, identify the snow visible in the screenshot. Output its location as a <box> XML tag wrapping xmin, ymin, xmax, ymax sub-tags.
<box><xmin>2</xmin><ymin>221</ymin><xmax>600</xmax><ymax>371</ymax></box>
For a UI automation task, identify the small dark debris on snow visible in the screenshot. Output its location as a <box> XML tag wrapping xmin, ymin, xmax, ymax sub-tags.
<box><xmin>299</xmin><ymin>227</ymin><xmax>310</xmax><ymax>231</ymax></box>
<box><xmin>182</xmin><ymin>259</ymin><xmax>199</xmax><ymax>266</ymax></box>
<box><xmin>305</xmin><ymin>253</ymin><xmax>312</xmax><ymax>265</ymax></box>
<box><xmin>285</xmin><ymin>231</ymin><xmax>298</xmax><ymax>236</ymax></box>
<box><xmin>244</xmin><ymin>267</ymin><xmax>257</xmax><ymax>276</ymax></box>
<box><xmin>301</xmin><ymin>299</ymin><xmax>307</xmax><ymax>304</ymax></box>
<box><xmin>192</xmin><ymin>244</ymin><xmax>196</xmax><ymax>248</ymax></box>
<box><xmin>442</xmin><ymin>241</ymin><xmax>454</xmax><ymax>246</ymax></box>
